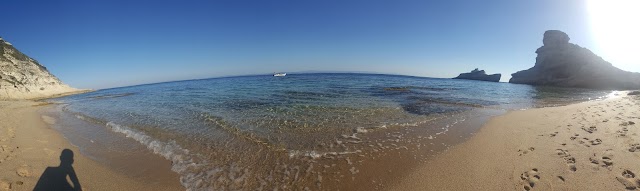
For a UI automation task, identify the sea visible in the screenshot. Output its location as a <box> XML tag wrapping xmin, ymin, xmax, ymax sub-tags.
<box><xmin>45</xmin><ymin>73</ymin><xmax>611</xmax><ymax>190</ymax></box>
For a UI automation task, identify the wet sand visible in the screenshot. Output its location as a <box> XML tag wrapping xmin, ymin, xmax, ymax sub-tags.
<box><xmin>0</xmin><ymin>101</ymin><xmax>183</xmax><ymax>191</ymax></box>
<box><xmin>392</xmin><ymin>92</ymin><xmax>640</xmax><ymax>191</ymax></box>
<box><xmin>330</xmin><ymin>108</ymin><xmax>505</xmax><ymax>191</ymax></box>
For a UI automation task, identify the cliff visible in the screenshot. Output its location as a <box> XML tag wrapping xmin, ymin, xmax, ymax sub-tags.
<box><xmin>0</xmin><ymin>37</ymin><xmax>81</xmax><ymax>100</ymax></box>
<box><xmin>509</xmin><ymin>30</ymin><xmax>640</xmax><ymax>89</ymax></box>
<box><xmin>454</xmin><ymin>68</ymin><xmax>501</xmax><ymax>82</ymax></box>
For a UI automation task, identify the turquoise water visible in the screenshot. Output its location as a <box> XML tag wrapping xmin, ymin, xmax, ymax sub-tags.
<box><xmin>49</xmin><ymin>73</ymin><xmax>609</xmax><ymax>190</ymax></box>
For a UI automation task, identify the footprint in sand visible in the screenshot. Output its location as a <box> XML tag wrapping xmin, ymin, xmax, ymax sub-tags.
<box><xmin>576</xmin><ymin>137</ymin><xmax>599</xmax><ymax>147</ymax></box>
<box><xmin>629</xmin><ymin>144</ymin><xmax>640</xmax><ymax>152</ymax></box>
<box><xmin>578</xmin><ymin>137</ymin><xmax>588</xmax><ymax>145</ymax></box>
<box><xmin>582</xmin><ymin>126</ymin><xmax>597</xmax><ymax>134</ymax></box>
<box><xmin>570</xmin><ymin>134</ymin><xmax>580</xmax><ymax>141</ymax></box>
<box><xmin>0</xmin><ymin>145</ymin><xmax>15</xmax><ymax>163</ymax></box>
<box><xmin>549</xmin><ymin>132</ymin><xmax>559</xmax><ymax>137</ymax></box>
<box><xmin>520</xmin><ymin>168</ymin><xmax>540</xmax><ymax>191</ymax></box>
<box><xmin>556</xmin><ymin>149</ymin><xmax>577</xmax><ymax>172</ymax></box>
<box><xmin>616</xmin><ymin>170</ymin><xmax>640</xmax><ymax>190</ymax></box>
<box><xmin>518</xmin><ymin>147</ymin><xmax>535</xmax><ymax>156</ymax></box>
<box><xmin>621</xmin><ymin>121</ymin><xmax>636</xmax><ymax>126</ymax></box>
<box><xmin>617</xmin><ymin>127</ymin><xmax>630</xmax><ymax>137</ymax></box>
<box><xmin>16</xmin><ymin>165</ymin><xmax>31</xmax><ymax>177</ymax></box>
<box><xmin>589</xmin><ymin>149</ymin><xmax>614</xmax><ymax>170</ymax></box>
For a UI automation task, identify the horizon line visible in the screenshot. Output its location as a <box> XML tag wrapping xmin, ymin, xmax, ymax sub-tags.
<box><xmin>96</xmin><ymin>71</ymin><xmax>456</xmax><ymax>91</ymax></box>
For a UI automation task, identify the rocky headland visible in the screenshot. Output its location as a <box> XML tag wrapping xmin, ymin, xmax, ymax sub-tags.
<box><xmin>510</xmin><ymin>30</ymin><xmax>640</xmax><ymax>89</ymax></box>
<box><xmin>453</xmin><ymin>68</ymin><xmax>501</xmax><ymax>82</ymax></box>
<box><xmin>0</xmin><ymin>37</ymin><xmax>82</xmax><ymax>100</ymax></box>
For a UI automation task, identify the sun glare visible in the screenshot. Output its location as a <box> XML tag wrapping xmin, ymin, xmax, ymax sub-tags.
<box><xmin>587</xmin><ymin>0</ymin><xmax>640</xmax><ymax>70</ymax></box>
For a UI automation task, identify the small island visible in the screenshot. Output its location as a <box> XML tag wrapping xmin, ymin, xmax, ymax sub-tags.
<box><xmin>453</xmin><ymin>68</ymin><xmax>501</xmax><ymax>82</ymax></box>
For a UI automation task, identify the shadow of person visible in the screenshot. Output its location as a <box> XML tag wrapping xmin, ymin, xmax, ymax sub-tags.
<box><xmin>33</xmin><ymin>149</ymin><xmax>82</xmax><ymax>191</ymax></box>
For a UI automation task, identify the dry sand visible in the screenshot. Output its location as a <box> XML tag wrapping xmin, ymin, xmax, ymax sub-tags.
<box><xmin>0</xmin><ymin>100</ymin><xmax>183</xmax><ymax>191</ymax></box>
<box><xmin>392</xmin><ymin>93</ymin><xmax>640</xmax><ymax>191</ymax></box>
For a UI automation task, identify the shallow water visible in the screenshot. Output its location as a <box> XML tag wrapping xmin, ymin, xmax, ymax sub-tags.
<box><xmin>48</xmin><ymin>73</ymin><xmax>610</xmax><ymax>190</ymax></box>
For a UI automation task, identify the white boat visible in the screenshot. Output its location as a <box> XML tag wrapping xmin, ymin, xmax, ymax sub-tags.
<box><xmin>273</xmin><ymin>73</ymin><xmax>286</xmax><ymax>77</ymax></box>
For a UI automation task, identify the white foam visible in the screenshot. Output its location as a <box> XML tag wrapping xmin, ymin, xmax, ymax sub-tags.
<box><xmin>355</xmin><ymin>127</ymin><xmax>368</xmax><ymax>133</ymax></box>
<box><xmin>288</xmin><ymin>149</ymin><xmax>362</xmax><ymax>159</ymax></box>
<box><xmin>106</xmin><ymin>122</ymin><xmax>215</xmax><ymax>191</ymax></box>
<box><xmin>288</xmin><ymin>150</ymin><xmax>323</xmax><ymax>159</ymax></box>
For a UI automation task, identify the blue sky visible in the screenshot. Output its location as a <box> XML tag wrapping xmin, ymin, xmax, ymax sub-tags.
<box><xmin>2</xmin><ymin>0</ymin><xmax>638</xmax><ymax>89</ymax></box>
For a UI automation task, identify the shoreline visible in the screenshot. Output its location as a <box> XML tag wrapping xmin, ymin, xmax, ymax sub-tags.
<box><xmin>0</xmin><ymin>100</ymin><xmax>183</xmax><ymax>191</ymax></box>
<box><xmin>335</xmin><ymin>107</ymin><xmax>506</xmax><ymax>190</ymax></box>
<box><xmin>2</xmin><ymin>91</ymin><xmax>633</xmax><ymax>190</ymax></box>
<box><xmin>391</xmin><ymin>92</ymin><xmax>640</xmax><ymax>190</ymax></box>
<box><xmin>40</xmin><ymin>103</ymin><xmax>184</xmax><ymax>190</ymax></box>
<box><xmin>30</xmin><ymin>89</ymin><xmax>95</xmax><ymax>101</ymax></box>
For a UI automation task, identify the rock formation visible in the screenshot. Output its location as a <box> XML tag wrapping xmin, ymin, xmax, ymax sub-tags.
<box><xmin>509</xmin><ymin>30</ymin><xmax>640</xmax><ymax>89</ymax></box>
<box><xmin>454</xmin><ymin>68</ymin><xmax>501</xmax><ymax>82</ymax></box>
<box><xmin>0</xmin><ymin>37</ymin><xmax>80</xmax><ymax>99</ymax></box>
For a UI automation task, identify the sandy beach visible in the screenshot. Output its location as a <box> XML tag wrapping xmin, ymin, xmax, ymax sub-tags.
<box><xmin>0</xmin><ymin>101</ymin><xmax>183</xmax><ymax>191</ymax></box>
<box><xmin>392</xmin><ymin>92</ymin><xmax>640</xmax><ymax>191</ymax></box>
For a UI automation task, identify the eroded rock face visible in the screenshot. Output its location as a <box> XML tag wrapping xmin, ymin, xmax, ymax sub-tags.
<box><xmin>509</xmin><ymin>30</ymin><xmax>640</xmax><ymax>89</ymax></box>
<box><xmin>0</xmin><ymin>37</ymin><xmax>78</xmax><ymax>99</ymax></box>
<box><xmin>542</xmin><ymin>30</ymin><xmax>570</xmax><ymax>46</ymax></box>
